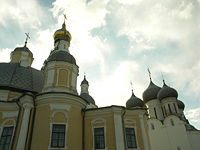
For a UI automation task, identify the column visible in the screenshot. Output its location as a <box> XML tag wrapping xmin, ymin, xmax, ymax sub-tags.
<box><xmin>139</xmin><ymin>114</ymin><xmax>149</xmax><ymax>150</ymax></box>
<box><xmin>16</xmin><ymin>103</ymin><xmax>33</xmax><ymax>150</ymax></box>
<box><xmin>114</xmin><ymin>114</ymin><xmax>125</xmax><ymax>150</ymax></box>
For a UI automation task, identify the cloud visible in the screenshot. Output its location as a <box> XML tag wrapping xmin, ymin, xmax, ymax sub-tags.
<box><xmin>104</xmin><ymin>0</ymin><xmax>200</xmax><ymax>98</ymax></box>
<box><xmin>185</xmin><ymin>108</ymin><xmax>200</xmax><ymax>129</ymax></box>
<box><xmin>0</xmin><ymin>0</ymin><xmax>44</xmax><ymax>28</ymax></box>
<box><xmin>0</xmin><ymin>48</ymin><xmax>12</xmax><ymax>62</ymax></box>
<box><xmin>51</xmin><ymin>0</ymin><xmax>110</xmax><ymax>65</ymax></box>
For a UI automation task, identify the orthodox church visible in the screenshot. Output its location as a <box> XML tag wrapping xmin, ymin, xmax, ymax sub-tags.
<box><xmin>0</xmin><ymin>18</ymin><xmax>199</xmax><ymax>150</ymax></box>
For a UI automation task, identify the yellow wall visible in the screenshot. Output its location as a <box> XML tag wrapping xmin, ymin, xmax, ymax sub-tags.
<box><xmin>84</xmin><ymin>113</ymin><xmax>117</xmax><ymax>150</ymax></box>
<box><xmin>30</xmin><ymin>97</ymin><xmax>85</xmax><ymax>150</ymax></box>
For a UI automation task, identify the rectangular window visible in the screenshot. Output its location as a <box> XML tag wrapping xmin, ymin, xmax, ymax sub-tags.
<box><xmin>161</xmin><ymin>107</ymin><xmax>165</xmax><ymax>117</ymax></box>
<box><xmin>51</xmin><ymin>124</ymin><xmax>66</xmax><ymax>148</ymax></box>
<box><xmin>94</xmin><ymin>127</ymin><xmax>105</xmax><ymax>149</ymax></box>
<box><xmin>0</xmin><ymin>126</ymin><xmax>14</xmax><ymax>150</ymax></box>
<box><xmin>164</xmin><ymin>106</ymin><xmax>167</xmax><ymax>115</ymax></box>
<box><xmin>125</xmin><ymin>128</ymin><xmax>137</xmax><ymax>148</ymax></box>
<box><xmin>154</xmin><ymin>107</ymin><xmax>157</xmax><ymax>118</ymax></box>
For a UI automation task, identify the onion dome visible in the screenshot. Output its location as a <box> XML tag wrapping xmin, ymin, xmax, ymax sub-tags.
<box><xmin>53</xmin><ymin>22</ymin><xmax>72</xmax><ymax>43</ymax></box>
<box><xmin>46</xmin><ymin>51</ymin><xmax>76</xmax><ymax>64</ymax></box>
<box><xmin>13</xmin><ymin>45</ymin><xmax>33</xmax><ymax>56</ymax></box>
<box><xmin>80</xmin><ymin>93</ymin><xmax>95</xmax><ymax>105</ymax></box>
<box><xmin>157</xmin><ymin>82</ymin><xmax>178</xmax><ymax>100</ymax></box>
<box><xmin>126</xmin><ymin>91</ymin><xmax>144</xmax><ymax>108</ymax></box>
<box><xmin>143</xmin><ymin>81</ymin><xmax>161</xmax><ymax>103</ymax></box>
<box><xmin>0</xmin><ymin>63</ymin><xmax>44</xmax><ymax>93</ymax></box>
<box><xmin>81</xmin><ymin>75</ymin><xmax>89</xmax><ymax>85</ymax></box>
<box><xmin>177</xmin><ymin>100</ymin><xmax>185</xmax><ymax>110</ymax></box>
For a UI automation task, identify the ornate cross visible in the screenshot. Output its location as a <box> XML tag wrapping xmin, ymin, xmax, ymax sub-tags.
<box><xmin>64</xmin><ymin>14</ymin><xmax>67</xmax><ymax>22</ymax></box>
<box><xmin>25</xmin><ymin>33</ymin><xmax>30</xmax><ymax>46</ymax></box>
<box><xmin>147</xmin><ymin>68</ymin><xmax>152</xmax><ymax>81</ymax></box>
<box><xmin>130</xmin><ymin>81</ymin><xmax>134</xmax><ymax>94</ymax></box>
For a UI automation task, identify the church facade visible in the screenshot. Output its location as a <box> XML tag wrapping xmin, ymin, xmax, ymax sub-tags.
<box><xmin>0</xmin><ymin>19</ymin><xmax>199</xmax><ymax>150</ymax></box>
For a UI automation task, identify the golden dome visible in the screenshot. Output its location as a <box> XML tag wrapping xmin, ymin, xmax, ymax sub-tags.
<box><xmin>53</xmin><ymin>22</ymin><xmax>72</xmax><ymax>42</ymax></box>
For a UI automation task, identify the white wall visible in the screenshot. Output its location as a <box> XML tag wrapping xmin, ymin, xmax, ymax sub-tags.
<box><xmin>146</xmin><ymin>99</ymin><xmax>164</xmax><ymax>120</ymax></box>
<box><xmin>187</xmin><ymin>130</ymin><xmax>200</xmax><ymax>150</ymax></box>
<box><xmin>148</xmin><ymin>115</ymin><xmax>192</xmax><ymax>150</ymax></box>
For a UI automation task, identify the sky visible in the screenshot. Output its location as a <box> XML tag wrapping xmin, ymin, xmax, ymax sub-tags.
<box><xmin>0</xmin><ymin>0</ymin><xmax>200</xmax><ymax>129</ymax></box>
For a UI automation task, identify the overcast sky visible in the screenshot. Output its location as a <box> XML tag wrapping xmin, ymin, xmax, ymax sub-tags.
<box><xmin>0</xmin><ymin>0</ymin><xmax>200</xmax><ymax>129</ymax></box>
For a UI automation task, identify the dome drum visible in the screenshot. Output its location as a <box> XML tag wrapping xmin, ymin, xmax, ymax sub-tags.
<box><xmin>45</xmin><ymin>51</ymin><xmax>76</xmax><ymax>65</ymax></box>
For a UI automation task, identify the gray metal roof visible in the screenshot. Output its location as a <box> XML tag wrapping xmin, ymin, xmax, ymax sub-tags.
<box><xmin>81</xmin><ymin>76</ymin><xmax>89</xmax><ymax>85</ymax></box>
<box><xmin>46</xmin><ymin>51</ymin><xmax>76</xmax><ymax>64</ymax></box>
<box><xmin>80</xmin><ymin>93</ymin><xmax>95</xmax><ymax>105</ymax></box>
<box><xmin>177</xmin><ymin>100</ymin><xmax>185</xmax><ymax>110</ymax></box>
<box><xmin>143</xmin><ymin>81</ymin><xmax>161</xmax><ymax>103</ymax></box>
<box><xmin>0</xmin><ymin>63</ymin><xmax>44</xmax><ymax>93</ymax></box>
<box><xmin>126</xmin><ymin>92</ymin><xmax>144</xmax><ymax>108</ymax></box>
<box><xmin>157</xmin><ymin>84</ymin><xmax>178</xmax><ymax>100</ymax></box>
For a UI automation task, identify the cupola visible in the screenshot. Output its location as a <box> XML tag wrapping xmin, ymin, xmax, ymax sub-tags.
<box><xmin>126</xmin><ymin>90</ymin><xmax>144</xmax><ymax>108</ymax></box>
<box><xmin>143</xmin><ymin>81</ymin><xmax>161</xmax><ymax>103</ymax></box>
<box><xmin>53</xmin><ymin>20</ymin><xmax>72</xmax><ymax>44</ymax></box>
<box><xmin>177</xmin><ymin>100</ymin><xmax>185</xmax><ymax>110</ymax></box>
<box><xmin>10</xmin><ymin>33</ymin><xmax>34</xmax><ymax>67</ymax></box>
<box><xmin>157</xmin><ymin>81</ymin><xmax>178</xmax><ymax>100</ymax></box>
<box><xmin>80</xmin><ymin>75</ymin><xmax>95</xmax><ymax>105</ymax></box>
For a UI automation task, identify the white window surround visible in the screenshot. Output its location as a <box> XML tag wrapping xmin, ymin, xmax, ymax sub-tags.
<box><xmin>125</xmin><ymin>123</ymin><xmax>140</xmax><ymax>150</ymax></box>
<box><xmin>91</xmin><ymin>118</ymin><xmax>107</xmax><ymax>150</ymax></box>
<box><xmin>48</xmin><ymin>122</ymin><xmax>68</xmax><ymax>150</ymax></box>
<box><xmin>49</xmin><ymin>110</ymin><xmax>69</xmax><ymax>150</ymax></box>
<box><xmin>0</xmin><ymin>119</ymin><xmax>16</xmax><ymax>150</ymax></box>
<box><xmin>49</xmin><ymin>110</ymin><xmax>69</xmax><ymax>122</ymax></box>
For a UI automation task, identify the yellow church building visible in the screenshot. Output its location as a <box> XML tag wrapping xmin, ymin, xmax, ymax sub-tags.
<box><xmin>0</xmin><ymin>19</ymin><xmax>199</xmax><ymax>150</ymax></box>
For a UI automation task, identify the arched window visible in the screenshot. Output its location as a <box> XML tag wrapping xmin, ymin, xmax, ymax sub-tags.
<box><xmin>49</xmin><ymin>110</ymin><xmax>68</xmax><ymax>149</ymax></box>
<box><xmin>154</xmin><ymin>107</ymin><xmax>157</xmax><ymax>118</ymax></box>
<box><xmin>125</xmin><ymin>127</ymin><xmax>137</xmax><ymax>148</ymax></box>
<box><xmin>170</xmin><ymin>119</ymin><xmax>174</xmax><ymax>126</ymax></box>
<box><xmin>173</xmin><ymin>103</ymin><xmax>177</xmax><ymax>113</ymax></box>
<box><xmin>151</xmin><ymin>123</ymin><xmax>155</xmax><ymax>130</ymax></box>
<box><xmin>168</xmin><ymin>104</ymin><xmax>172</xmax><ymax>114</ymax></box>
<box><xmin>161</xmin><ymin>107</ymin><xmax>165</xmax><ymax>117</ymax></box>
<box><xmin>0</xmin><ymin>126</ymin><xmax>14</xmax><ymax>150</ymax></box>
<box><xmin>91</xmin><ymin>118</ymin><xmax>106</xmax><ymax>150</ymax></box>
<box><xmin>0</xmin><ymin>119</ymin><xmax>16</xmax><ymax>150</ymax></box>
<box><xmin>164</xmin><ymin>106</ymin><xmax>167</xmax><ymax>116</ymax></box>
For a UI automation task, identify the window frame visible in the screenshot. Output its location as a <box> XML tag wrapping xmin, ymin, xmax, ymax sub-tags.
<box><xmin>0</xmin><ymin>126</ymin><xmax>14</xmax><ymax>150</ymax></box>
<box><xmin>125</xmin><ymin>127</ymin><xmax>137</xmax><ymax>149</ymax></box>
<box><xmin>91</xmin><ymin>118</ymin><xmax>107</xmax><ymax>150</ymax></box>
<box><xmin>49</xmin><ymin>123</ymin><xmax>67</xmax><ymax>150</ymax></box>
<box><xmin>93</xmin><ymin>127</ymin><xmax>105</xmax><ymax>149</ymax></box>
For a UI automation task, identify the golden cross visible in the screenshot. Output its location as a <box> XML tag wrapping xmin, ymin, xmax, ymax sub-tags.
<box><xmin>64</xmin><ymin>14</ymin><xmax>67</xmax><ymax>22</ymax></box>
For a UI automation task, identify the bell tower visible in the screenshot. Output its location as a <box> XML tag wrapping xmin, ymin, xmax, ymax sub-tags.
<box><xmin>42</xmin><ymin>16</ymin><xmax>78</xmax><ymax>94</ymax></box>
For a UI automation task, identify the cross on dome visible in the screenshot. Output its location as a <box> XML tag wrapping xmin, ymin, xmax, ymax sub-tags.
<box><xmin>24</xmin><ymin>33</ymin><xmax>30</xmax><ymax>47</ymax></box>
<box><xmin>147</xmin><ymin>68</ymin><xmax>152</xmax><ymax>81</ymax></box>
